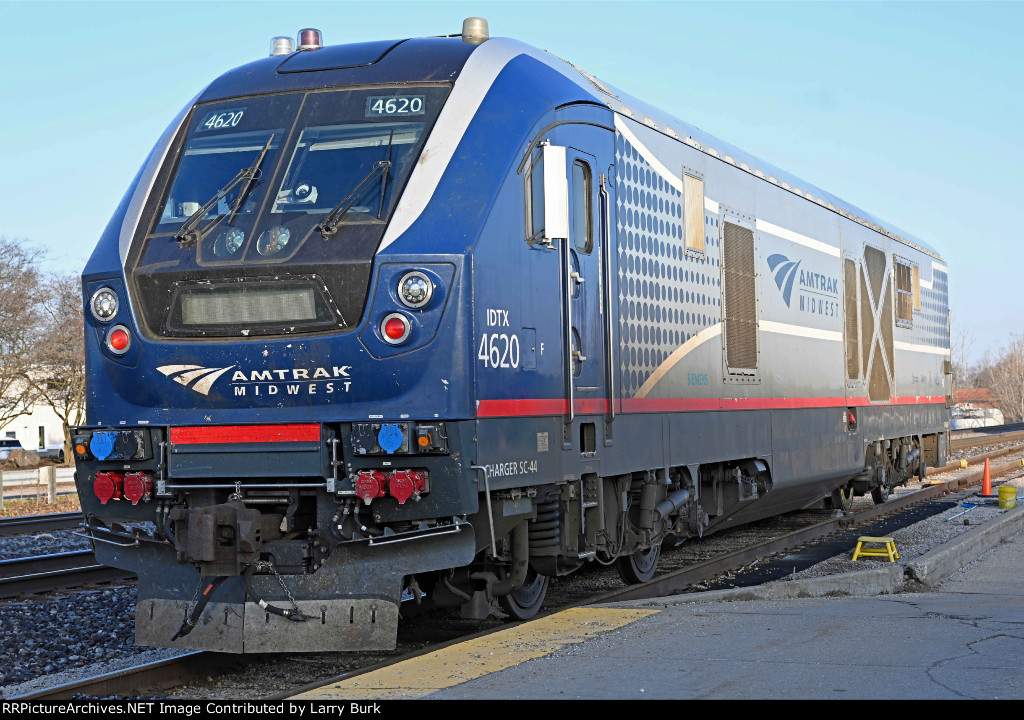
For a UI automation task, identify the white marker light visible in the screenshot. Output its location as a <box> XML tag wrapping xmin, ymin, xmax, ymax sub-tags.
<box><xmin>90</xmin><ymin>287</ymin><xmax>118</xmax><ymax>323</ymax></box>
<box><xmin>398</xmin><ymin>271</ymin><xmax>433</xmax><ymax>309</ymax></box>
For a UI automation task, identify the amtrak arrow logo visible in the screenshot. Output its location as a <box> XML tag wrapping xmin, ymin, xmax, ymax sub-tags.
<box><xmin>767</xmin><ymin>254</ymin><xmax>802</xmax><ymax>307</ymax></box>
<box><xmin>157</xmin><ymin>365</ymin><xmax>235</xmax><ymax>396</ymax></box>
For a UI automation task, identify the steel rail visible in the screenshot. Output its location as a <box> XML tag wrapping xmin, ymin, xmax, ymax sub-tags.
<box><xmin>15</xmin><ymin>447</ymin><xmax>1024</xmax><ymax>700</ymax></box>
<box><xmin>0</xmin><ymin>550</ymin><xmax>134</xmax><ymax>598</ymax></box>
<box><xmin>930</xmin><ymin>443</ymin><xmax>1024</xmax><ymax>474</ymax></box>
<box><xmin>949</xmin><ymin>429</ymin><xmax>1024</xmax><ymax>451</ymax></box>
<box><xmin>8</xmin><ymin>651</ymin><xmax>259</xmax><ymax>700</ymax></box>
<box><xmin>586</xmin><ymin>454</ymin><xmax>1024</xmax><ymax>605</ymax></box>
<box><xmin>0</xmin><ymin>512</ymin><xmax>82</xmax><ymax>537</ymax></box>
<box><xmin>950</xmin><ymin>421</ymin><xmax>1024</xmax><ymax>437</ymax></box>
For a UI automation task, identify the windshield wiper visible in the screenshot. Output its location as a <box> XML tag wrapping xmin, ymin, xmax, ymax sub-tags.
<box><xmin>318</xmin><ymin>159</ymin><xmax>392</xmax><ymax>239</ymax></box>
<box><xmin>174</xmin><ymin>134</ymin><xmax>275</xmax><ymax>248</ymax></box>
<box><xmin>376</xmin><ymin>128</ymin><xmax>396</xmax><ymax>219</ymax></box>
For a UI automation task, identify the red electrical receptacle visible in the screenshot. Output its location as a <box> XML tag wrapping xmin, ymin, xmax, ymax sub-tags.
<box><xmin>122</xmin><ymin>472</ymin><xmax>154</xmax><ymax>505</ymax></box>
<box><xmin>354</xmin><ymin>470</ymin><xmax>388</xmax><ymax>506</ymax></box>
<box><xmin>94</xmin><ymin>471</ymin><xmax>124</xmax><ymax>505</ymax></box>
<box><xmin>387</xmin><ymin>470</ymin><xmax>427</xmax><ymax>505</ymax></box>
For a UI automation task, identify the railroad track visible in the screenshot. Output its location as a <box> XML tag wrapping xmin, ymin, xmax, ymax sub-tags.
<box><xmin>951</xmin><ymin>421</ymin><xmax>1024</xmax><ymax>437</ymax></box>
<box><xmin>0</xmin><ymin>550</ymin><xmax>134</xmax><ymax>599</ymax></box>
<box><xmin>949</xmin><ymin>429</ymin><xmax>1024</xmax><ymax>452</ymax></box>
<box><xmin>15</xmin><ymin>443</ymin><xmax>1024</xmax><ymax>701</ymax></box>
<box><xmin>0</xmin><ymin>512</ymin><xmax>82</xmax><ymax>537</ymax></box>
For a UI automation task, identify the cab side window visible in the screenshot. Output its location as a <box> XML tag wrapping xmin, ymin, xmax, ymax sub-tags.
<box><xmin>526</xmin><ymin>151</ymin><xmax>545</xmax><ymax>244</ymax></box>
<box><xmin>571</xmin><ymin>160</ymin><xmax>593</xmax><ymax>253</ymax></box>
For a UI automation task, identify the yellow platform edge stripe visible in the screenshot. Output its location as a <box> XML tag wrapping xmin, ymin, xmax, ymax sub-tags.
<box><xmin>293</xmin><ymin>607</ymin><xmax>659</xmax><ymax>700</ymax></box>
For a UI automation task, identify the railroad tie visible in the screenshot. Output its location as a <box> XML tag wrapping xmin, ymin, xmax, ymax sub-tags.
<box><xmin>851</xmin><ymin>536</ymin><xmax>899</xmax><ymax>563</ymax></box>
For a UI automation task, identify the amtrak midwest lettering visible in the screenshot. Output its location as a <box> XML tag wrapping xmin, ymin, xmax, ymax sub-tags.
<box><xmin>231</xmin><ymin>365</ymin><xmax>353</xmax><ymax>396</ymax></box>
<box><xmin>797</xmin><ymin>269</ymin><xmax>840</xmax><ymax>318</ymax></box>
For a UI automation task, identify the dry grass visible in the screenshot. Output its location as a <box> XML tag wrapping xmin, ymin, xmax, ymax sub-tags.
<box><xmin>0</xmin><ymin>494</ymin><xmax>82</xmax><ymax>518</ymax></box>
<box><xmin>0</xmin><ymin>458</ymin><xmax>66</xmax><ymax>472</ymax></box>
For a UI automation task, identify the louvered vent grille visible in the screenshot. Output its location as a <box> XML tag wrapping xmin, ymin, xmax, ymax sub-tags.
<box><xmin>844</xmin><ymin>258</ymin><xmax>859</xmax><ymax>380</ymax></box>
<box><xmin>722</xmin><ymin>222</ymin><xmax>758</xmax><ymax>371</ymax></box>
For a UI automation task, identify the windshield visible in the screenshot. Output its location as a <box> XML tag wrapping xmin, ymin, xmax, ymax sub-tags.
<box><xmin>272</xmin><ymin>122</ymin><xmax>423</xmax><ymax>219</ymax></box>
<box><xmin>130</xmin><ymin>85</ymin><xmax>449</xmax><ymax>338</ymax></box>
<box><xmin>153</xmin><ymin>93</ymin><xmax>301</xmax><ymax>234</ymax></box>
<box><xmin>146</xmin><ymin>88</ymin><xmax>442</xmax><ymax>266</ymax></box>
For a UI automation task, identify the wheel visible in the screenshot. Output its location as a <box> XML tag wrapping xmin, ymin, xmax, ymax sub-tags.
<box><xmin>871</xmin><ymin>478</ymin><xmax>891</xmax><ymax>504</ymax></box>
<box><xmin>830</xmin><ymin>485</ymin><xmax>854</xmax><ymax>512</ymax></box>
<box><xmin>497</xmin><ymin>567</ymin><xmax>549</xmax><ymax>621</ymax></box>
<box><xmin>616</xmin><ymin>544</ymin><xmax>661</xmax><ymax>585</ymax></box>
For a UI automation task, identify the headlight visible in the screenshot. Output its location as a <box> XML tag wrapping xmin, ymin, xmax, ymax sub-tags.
<box><xmin>90</xmin><ymin>287</ymin><xmax>118</xmax><ymax>322</ymax></box>
<box><xmin>213</xmin><ymin>227</ymin><xmax>245</xmax><ymax>257</ymax></box>
<box><xmin>398</xmin><ymin>271</ymin><xmax>433</xmax><ymax>308</ymax></box>
<box><xmin>257</xmin><ymin>226</ymin><xmax>291</xmax><ymax>256</ymax></box>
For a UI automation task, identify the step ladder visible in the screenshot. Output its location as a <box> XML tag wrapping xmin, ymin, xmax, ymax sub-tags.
<box><xmin>851</xmin><ymin>536</ymin><xmax>899</xmax><ymax>562</ymax></box>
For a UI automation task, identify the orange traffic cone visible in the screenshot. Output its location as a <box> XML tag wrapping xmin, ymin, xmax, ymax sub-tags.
<box><xmin>979</xmin><ymin>458</ymin><xmax>996</xmax><ymax>497</ymax></box>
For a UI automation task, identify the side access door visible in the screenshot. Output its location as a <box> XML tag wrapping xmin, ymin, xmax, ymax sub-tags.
<box><xmin>544</xmin><ymin>121</ymin><xmax>617</xmax><ymax>451</ymax></box>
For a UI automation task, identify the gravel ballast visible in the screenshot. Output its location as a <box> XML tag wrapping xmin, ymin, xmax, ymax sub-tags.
<box><xmin>0</xmin><ymin>584</ymin><xmax>193</xmax><ymax>698</ymax></box>
<box><xmin>0</xmin><ymin>529</ymin><xmax>92</xmax><ymax>560</ymax></box>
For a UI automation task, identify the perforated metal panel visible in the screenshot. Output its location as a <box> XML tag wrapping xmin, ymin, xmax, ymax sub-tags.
<box><xmin>860</xmin><ymin>245</ymin><xmax>894</xmax><ymax>403</ymax></box>
<box><xmin>868</xmin><ymin>343</ymin><xmax>890</xmax><ymax>402</ymax></box>
<box><xmin>844</xmin><ymin>258</ymin><xmax>859</xmax><ymax>380</ymax></box>
<box><xmin>859</xmin><ymin>268</ymin><xmax>873</xmax><ymax>374</ymax></box>
<box><xmin>722</xmin><ymin>222</ymin><xmax>758</xmax><ymax>372</ymax></box>
<box><xmin>864</xmin><ymin>245</ymin><xmax>887</xmax><ymax>307</ymax></box>
<box><xmin>881</xmin><ymin>283</ymin><xmax>894</xmax><ymax>384</ymax></box>
<box><xmin>615</xmin><ymin>134</ymin><xmax>722</xmax><ymax>397</ymax></box>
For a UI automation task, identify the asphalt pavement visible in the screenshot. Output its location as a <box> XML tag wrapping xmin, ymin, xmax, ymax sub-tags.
<box><xmin>299</xmin><ymin>507</ymin><xmax>1024</xmax><ymax>700</ymax></box>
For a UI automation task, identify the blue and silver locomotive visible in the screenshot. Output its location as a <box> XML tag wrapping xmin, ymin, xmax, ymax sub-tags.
<box><xmin>73</xmin><ymin>19</ymin><xmax>951</xmax><ymax>652</ymax></box>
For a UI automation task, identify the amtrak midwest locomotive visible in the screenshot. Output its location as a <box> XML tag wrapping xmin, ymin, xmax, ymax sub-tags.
<box><xmin>73</xmin><ymin>19</ymin><xmax>951</xmax><ymax>653</ymax></box>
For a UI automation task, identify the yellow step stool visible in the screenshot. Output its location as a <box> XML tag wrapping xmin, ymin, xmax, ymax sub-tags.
<box><xmin>851</xmin><ymin>536</ymin><xmax>899</xmax><ymax>562</ymax></box>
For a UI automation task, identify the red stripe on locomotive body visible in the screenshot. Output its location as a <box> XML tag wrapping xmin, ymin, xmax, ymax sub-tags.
<box><xmin>169</xmin><ymin>424</ymin><xmax>321</xmax><ymax>444</ymax></box>
<box><xmin>477</xmin><ymin>396</ymin><xmax>947</xmax><ymax>417</ymax></box>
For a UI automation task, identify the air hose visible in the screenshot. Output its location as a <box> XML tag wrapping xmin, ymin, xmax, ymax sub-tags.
<box><xmin>171</xmin><ymin>575</ymin><xmax>227</xmax><ymax>641</ymax></box>
<box><xmin>242</xmin><ymin>564</ymin><xmax>309</xmax><ymax>622</ymax></box>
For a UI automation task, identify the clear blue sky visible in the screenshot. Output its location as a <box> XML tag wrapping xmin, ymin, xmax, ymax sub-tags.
<box><xmin>1</xmin><ymin>1</ymin><xmax>1020</xmax><ymax>362</ymax></box>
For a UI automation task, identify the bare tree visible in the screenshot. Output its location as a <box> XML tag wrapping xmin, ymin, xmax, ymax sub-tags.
<box><xmin>988</xmin><ymin>334</ymin><xmax>1024</xmax><ymax>423</ymax></box>
<box><xmin>23</xmin><ymin>273</ymin><xmax>85</xmax><ymax>463</ymax></box>
<box><xmin>949</xmin><ymin>315</ymin><xmax>975</xmax><ymax>400</ymax></box>
<box><xmin>0</xmin><ymin>237</ymin><xmax>45</xmax><ymax>433</ymax></box>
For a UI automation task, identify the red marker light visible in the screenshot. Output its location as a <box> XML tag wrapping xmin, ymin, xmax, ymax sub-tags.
<box><xmin>384</xmin><ymin>318</ymin><xmax>406</xmax><ymax>339</ymax></box>
<box><xmin>106</xmin><ymin>325</ymin><xmax>131</xmax><ymax>355</ymax></box>
<box><xmin>380</xmin><ymin>313</ymin><xmax>411</xmax><ymax>344</ymax></box>
<box><xmin>110</xmin><ymin>329</ymin><xmax>129</xmax><ymax>350</ymax></box>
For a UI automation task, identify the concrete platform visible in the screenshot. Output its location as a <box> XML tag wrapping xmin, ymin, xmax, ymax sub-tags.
<box><xmin>296</xmin><ymin>510</ymin><xmax>1024</xmax><ymax>700</ymax></box>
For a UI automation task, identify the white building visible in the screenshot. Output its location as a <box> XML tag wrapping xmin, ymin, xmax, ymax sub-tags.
<box><xmin>1</xmin><ymin>402</ymin><xmax>69</xmax><ymax>460</ymax></box>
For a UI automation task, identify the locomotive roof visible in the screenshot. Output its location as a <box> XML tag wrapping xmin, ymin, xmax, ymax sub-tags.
<box><xmin>199</xmin><ymin>35</ymin><xmax>941</xmax><ymax>261</ymax></box>
<box><xmin>583</xmin><ymin>71</ymin><xmax>943</xmax><ymax>260</ymax></box>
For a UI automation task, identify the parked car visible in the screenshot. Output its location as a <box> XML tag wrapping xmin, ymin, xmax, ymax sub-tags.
<box><xmin>0</xmin><ymin>438</ymin><xmax>25</xmax><ymax>461</ymax></box>
<box><xmin>37</xmin><ymin>443</ymin><xmax>66</xmax><ymax>463</ymax></box>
